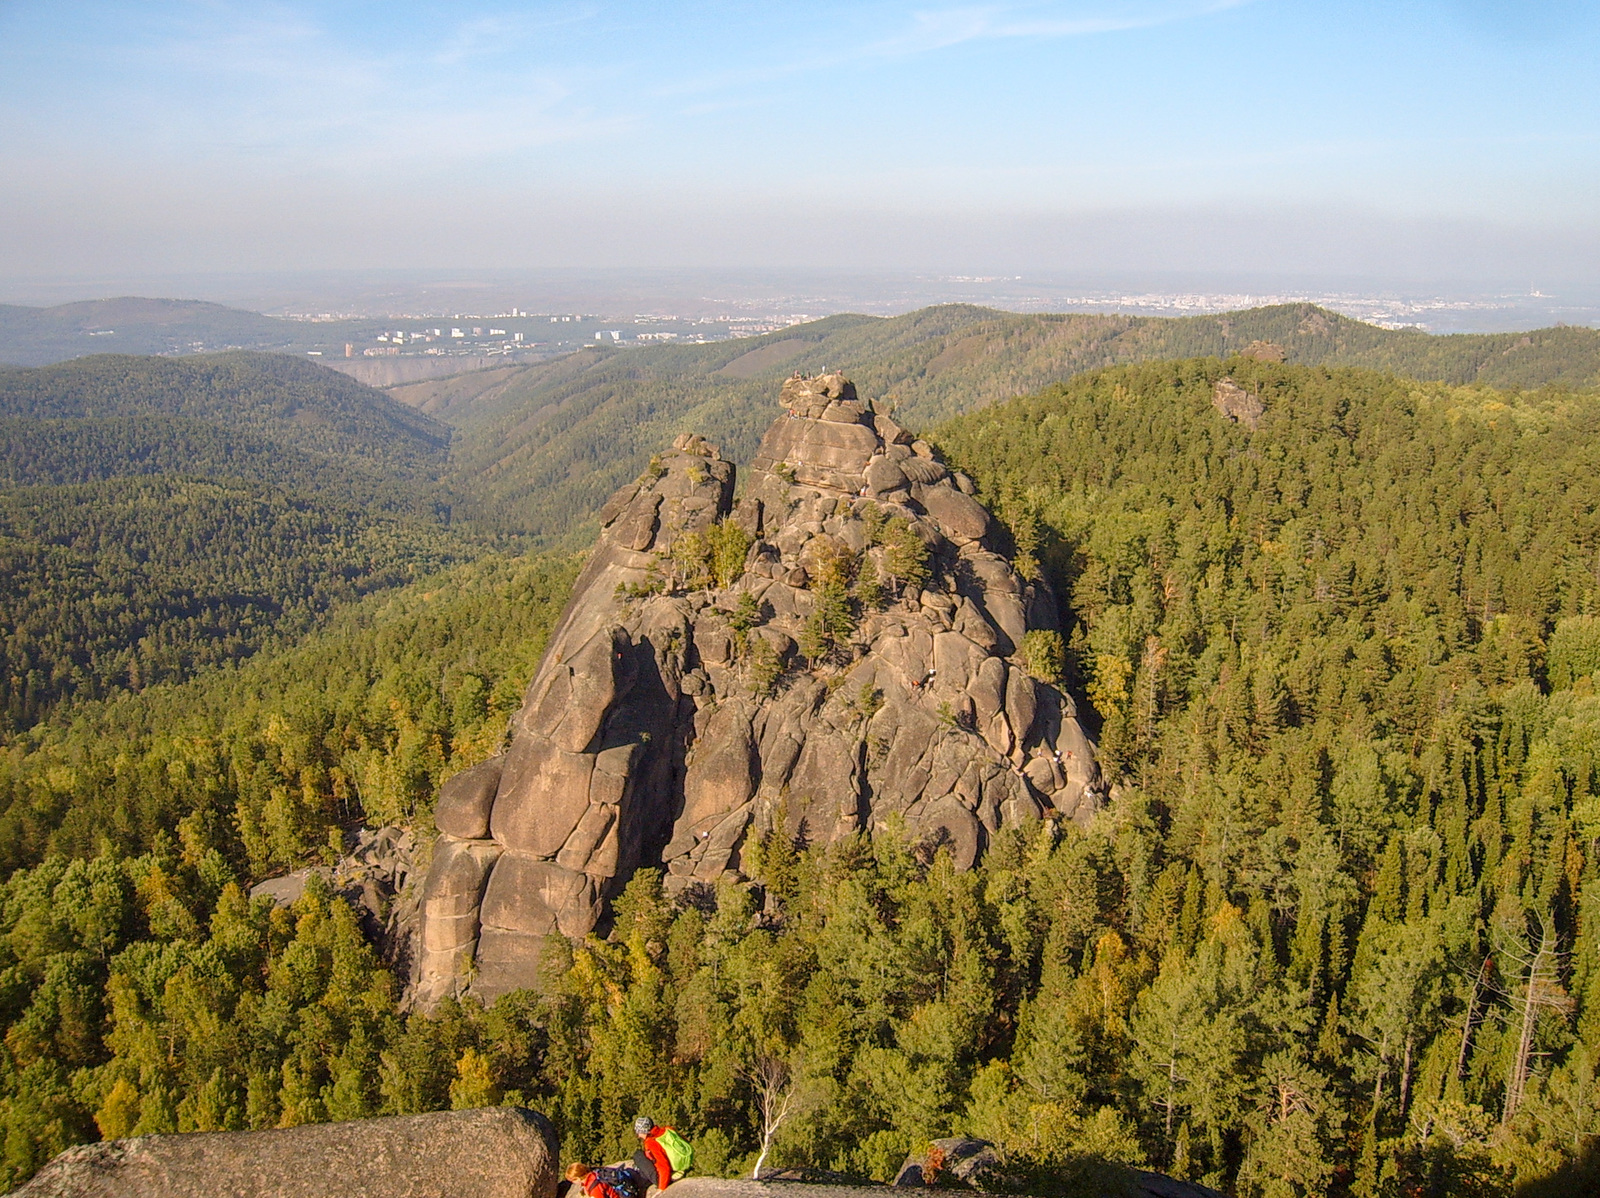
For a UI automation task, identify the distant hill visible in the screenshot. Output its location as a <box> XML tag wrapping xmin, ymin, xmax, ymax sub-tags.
<box><xmin>401</xmin><ymin>303</ymin><xmax>1600</xmax><ymax>546</ymax></box>
<box><xmin>0</xmin><ymin>297</ymin><xmax>391</xmax><ymax>366</ymax></box>
<box><xmin>0</xmin><ymin>353</ymin><xmax>475</xmax><ymax>734</ymax></box>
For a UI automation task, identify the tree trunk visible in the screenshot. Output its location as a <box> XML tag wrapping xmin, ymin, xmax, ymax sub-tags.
<box><xmin>1166</xmin><ymin>1058</ymin><xmax>1178</xmax><ymax>1142</ymax></box>
<box><xmin>1456</xmin><ymin>955</ymin><xmax>1489</xmax><ymax>1081</ymax></box>
<box><xmin>1399</xmin><ymin>1033</ymin><xmax>1414</xmax><ymax>1118</ymax></box>
<box><xmin>1503</xmin><ymin>925</ymin><xmax>1554</xmax><ymax>1125</ymax></box>
<box><xmin>1371</xmin><ymin>1032</ymin><xmax>1389</xmax><ymax>1130</ymax></box>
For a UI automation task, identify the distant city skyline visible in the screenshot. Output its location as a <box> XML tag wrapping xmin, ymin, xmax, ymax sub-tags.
<box><xmin>2</xmin><ymin>2</ymin><xmax>1597</xmax><ymax>288</ymax></box>
<box><xmin>5</xmin><ymin>267</ymin><xmax>1594</xmax><ymax>335</ymax></box>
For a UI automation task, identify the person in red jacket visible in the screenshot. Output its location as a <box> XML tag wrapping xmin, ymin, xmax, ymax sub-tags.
<box><xmin>632</xmin><ymin>1116</ymin><xmax>673</xmax><ymax>1190</ymax></box>
<box><xmin>566</xmin><ymin>1162</ymin><xmax>644</xmax><ymax>1198</ymax></box>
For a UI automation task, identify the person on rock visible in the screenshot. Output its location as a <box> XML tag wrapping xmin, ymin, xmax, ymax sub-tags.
<box><xmin>566</xmin><ymin>1162</ymin><xmax>647</xmax><ymax>1198</ymax></box>
<box><xmin>632</xmin><ymin>1116</ymin><xmax>694</xmax><ymax>1190</ymax></box>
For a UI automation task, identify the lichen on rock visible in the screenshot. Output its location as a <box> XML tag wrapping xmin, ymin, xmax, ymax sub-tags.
<box><xmin>410</xmin><ymin>374</ymin><xmax>1102</xmax><ymax>1008</ymax></box>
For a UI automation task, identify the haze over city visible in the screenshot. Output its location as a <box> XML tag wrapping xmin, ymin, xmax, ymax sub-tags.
<box><xmin>2</xmin><ymin>0</ymin><xmax>1598</xmax><ymax>327</ymax></box>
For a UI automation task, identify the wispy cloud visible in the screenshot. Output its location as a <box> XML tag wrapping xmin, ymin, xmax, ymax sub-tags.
<box><xmin>24</xmin><ymin>2</ymin><xmax>627</xmax><ymax>169</ymax></box>
<box><xmin>651</xmin><ymin>1</ymin><xmax>1257</xmax><ymax>105</ymax></box>
<box><xmin>873</xmin><ymin>0</ymin><xmax>1259</xmax><ymax>56</ymax></box>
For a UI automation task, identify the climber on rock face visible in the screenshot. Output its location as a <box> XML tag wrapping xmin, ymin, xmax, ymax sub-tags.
<box><xmin>632</xmin><ymin>1117</ymin><xmax>694</xmax><ymax>1190</ymax></box>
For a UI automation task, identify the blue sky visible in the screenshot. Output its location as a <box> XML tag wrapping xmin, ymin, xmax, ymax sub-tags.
<box><xmin>2</xmin><ymin>1</ymin><xmax>1597</xmax><ymax>281</ymax></box>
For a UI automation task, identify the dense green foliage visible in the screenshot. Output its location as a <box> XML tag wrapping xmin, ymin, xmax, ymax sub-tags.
<box><xmin>0</xmin><ymin>476</ymin><xmax>470</xmax><ymax>733</ymax></box>
<box><xmin>0</xmin><ymin>354</ymin><xmax>471</xmax><ymax>734</ymax></box>
<box><xmin>0</xmin><ymin>553</ymin><xmax>577</xmax><ymax>877</ymax></box>
<box><xmin>0</xmin><ymin>551</ymin><xmax>577</xmax><ymax>1187</ymax></box>
<box><xmin>0</xmin><ymin>353</ymin><xmax>449</xmax><ymax>472</ymax></box>
<box><xmin>407</xmin><ymin>304</ymin><xmax>1600</xmax><ymax>549</ymax></box>
<box><xmin>6</xmin><ymin>345</ymin><xmax>1600</xmax><ymax>1194</ymax></box>
<box><xmin>932</xmin><ymin>358</ymin><xmax>1600</xmax><ymax>1192</ymax></box>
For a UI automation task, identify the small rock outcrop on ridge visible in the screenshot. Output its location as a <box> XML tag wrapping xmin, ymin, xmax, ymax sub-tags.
<box><xmin>413</xmin><ymin>373</ymin><xmax>1102</xmax><ymax>1006</ymax></box>
<box><xmin>1211</xmin><ymin>377</ymin><xmax>1264</xmax><ymax>429</ymax></box>
<box><xmin>16</xmin><ymin>1107</ymin><xmax>558</xmax><ymax>1198</ymax></box>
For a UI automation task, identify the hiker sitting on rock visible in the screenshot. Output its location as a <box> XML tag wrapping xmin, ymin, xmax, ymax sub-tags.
<box><xmin>633</xmin><ymin>1116</ymin><xmax>694</xmax><ymax>1190</ymax></box>
<box><xmin>566</xmin><ymin>1161</ymin><xmax>646</xmax><ymax>1198</ymax></box>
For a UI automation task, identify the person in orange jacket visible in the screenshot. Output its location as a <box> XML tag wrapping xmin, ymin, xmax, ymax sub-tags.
<box><xmin>632</xmin><ymin>1117</ymin><xmax>671</xmax><ymax>1190</ymax></box>
<box><xmin>632</xmin><ymin>1116</ymin><xmax>695</xmax><ymax>1190</ymax></box>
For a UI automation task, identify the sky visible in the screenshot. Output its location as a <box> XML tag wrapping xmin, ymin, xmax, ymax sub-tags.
<box><xmin>1</xmin><ymin>1</ymin><xmax>1598</xmax><ymax>286</ymax></box>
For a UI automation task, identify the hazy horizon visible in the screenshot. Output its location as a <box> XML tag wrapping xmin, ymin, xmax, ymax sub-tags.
<box><xmin>4</xmin><ymin>265</ymin><xmax>1598</xmax><ymax>336</ymax></box>
<box><xmin>3</xmin><ymin>2</ymin><xmax>1597</xmax><ymax>295</ymax></box>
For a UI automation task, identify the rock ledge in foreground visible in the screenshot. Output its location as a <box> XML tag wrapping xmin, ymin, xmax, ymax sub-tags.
<box><xmin>16</xmin><ymin>1106</ymin><xmax>558</xmax><ymax>1198</ymax></box>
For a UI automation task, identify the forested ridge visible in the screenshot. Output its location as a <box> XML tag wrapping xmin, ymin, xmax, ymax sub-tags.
<box><xmin>407</xmin><ymin>303</ymin><xmax>1600</xmax><ymax>548</ymax></box>
<box><xmin>933</xmin><ymin>358</ymin><xmax>1600</xmax><ymax>1192</ymax></box>
<box><xmin>0</xmin><ymin>353</ymin><xmax>473</xmax><ymax>734</ymax></box>
<box><xmin>0</xmin><ymin>353</ymin><xmax>450</xmax><ymax>473</ymax></box>
<box><xmin>0</xmin><ymin>299</ymin><xmax>391</xmax><ymax>367</ymax></box>
<box><xmin>0</xmin><ymin>355</ymin><xmax>1597</xmax><ymax>1194</ymax></box>
<box><xmin>0</xmin><ymin>551</ymin><xmax>580</xmax><ymax>1187</ymax></box>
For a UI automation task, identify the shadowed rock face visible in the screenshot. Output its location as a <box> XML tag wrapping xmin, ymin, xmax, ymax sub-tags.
<box><xmin>16</xmin><ymin>1107</ymin><xmax>558</xmax><ymax>1198</ymax></box>
<box><xmin>412</xmin><ymin>374</ymin><xmax>1102</xmax><ymax>1007</ymax></box>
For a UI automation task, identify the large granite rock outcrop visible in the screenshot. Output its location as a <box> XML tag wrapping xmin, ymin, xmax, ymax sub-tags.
<box><xmin>413</xmin><ymin>373</ymin><xmax>1102</xmax><ymax>1006</ymax></box>
<box><xmin>16</xmin><ymin>1107</ymin><xmax>558</xmax><ymax>1198</ymax></box>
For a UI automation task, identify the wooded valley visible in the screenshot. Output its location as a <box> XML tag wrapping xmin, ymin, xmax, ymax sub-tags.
<box><xmin>0</xmin><ymin>312</ymin><xmax>1598</xmax><ymax>1195</ymax></box>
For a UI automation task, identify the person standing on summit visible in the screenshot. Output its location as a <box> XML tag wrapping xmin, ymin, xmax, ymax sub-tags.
<box><xmin>632</xmin><ymin>1116</ymin><xmax>694</xmax><ymax>1190</ymax></box>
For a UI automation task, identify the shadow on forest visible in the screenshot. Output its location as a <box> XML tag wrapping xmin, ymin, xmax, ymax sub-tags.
<box><xmin>1516</xmin><ymin>1141</ymin><xmax>1600</xmax><ymax>1198</ymax></box>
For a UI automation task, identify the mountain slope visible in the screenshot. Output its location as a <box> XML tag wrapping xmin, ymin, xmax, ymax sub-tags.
<box><xmin>0</xmin><ymin>354</ymin><xmax>474</xmax><ymax>734</ymax></box>
<box><xmin>405</xmin><ymin>303</ymin><xmax>1600</xmax><ymax>547</ymax></box>
<box><xmin>0</xmin><ymin>298</ymin><xmax>386</xmax><ymax>366</ymax></box>
<box><xmin>1</xmin><ymin>359</ymin><xmax>1598</xmax><ymax>1194</ymax></box>
<box><xmin>0</xmin><ymin>352</ymin><xmax>449</xmax><ymax>475</ymax></box>
<box><xmin>0</xmin><ymin>550</ymin><xmax>579</xmax><ymax>1188</ymax></box>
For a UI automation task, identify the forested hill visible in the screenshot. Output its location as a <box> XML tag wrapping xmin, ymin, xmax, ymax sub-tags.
<box><xmin>0</xmin><ymin>354</ymin><xmax>474</xmax><ymax>735</ymax></box>
<box><xmin>0</xmin><ymin>552</ymin><xmax>583</xmax><ymax>1189</ymax></box>
<box><xmin>0</xmin><ymin>353</ymin><xmax>449</xmax><ymax>476</ymax></box>
<box><xmin>0</xmin><ymin>298</ymin><xmax>386</xmax><ymax>366</ymax></box>
<box><xmin>399</xmin><ymin>303</ymin><xmax>1600</xmax><ymax>546</ymax></box>
<box><xmin>0</xmin><ymin>360</ymin><xmax>1597</xmax><ymax>1194</ymax></box>
<box><xmin>933</xmin><ymin>357</ymin><xmax>1600</xmax><ymax>1194</ymax></box>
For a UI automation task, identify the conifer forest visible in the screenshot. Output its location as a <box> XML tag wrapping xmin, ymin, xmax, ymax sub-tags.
<box><xmin>0</xmin><ymin>342</ymin><xmax>1598</xmax><ymax>1197</ymax></box>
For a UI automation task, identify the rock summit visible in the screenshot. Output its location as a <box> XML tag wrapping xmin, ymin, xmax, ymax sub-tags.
<box><xmin>413</xmin><ymin>373</ymin><xmax>1102</xmax><ymax>1006</ymax></box>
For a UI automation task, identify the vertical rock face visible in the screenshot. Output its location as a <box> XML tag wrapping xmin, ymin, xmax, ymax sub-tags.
<box><xmin>411</xmin><ymin>376</ymin><xmax>1101</xmax><ymax>1008</ymax></box>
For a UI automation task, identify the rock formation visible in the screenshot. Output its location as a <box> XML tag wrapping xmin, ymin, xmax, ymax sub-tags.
<box><xmin>16</xmin><ymin>1107</ymin><xmax>557</xmax><ymax>1198</ymax></box>
<box><xmin>252</xmin><ymin>825</ymin><xmax>420</xmax><ymax>972</ymax></box>
<box><xmin>893</xmin><ymin>1137</ymin><xmax>1002</xmax><ymax>1187</ymax></box>
<box><xmin>1211</xmin><ymin>377</ymin><xmax>1264</xmax><ymax>429</ymax></box>
<box><xmin>413</xmin><ymin>373</ymin><xmax>1102</xmax><ymax>1006</ymax></box>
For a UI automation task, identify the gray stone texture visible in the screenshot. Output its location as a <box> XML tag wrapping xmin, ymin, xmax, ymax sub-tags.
<box><xmin>411</xmin><ymin>374</ymin><xmax>1102</xmax><ymax>1007</ymax></box>
<box><xmin>434</xmin><ymin>754</ymin><xmax>504</xmax><ymax>840</ymax></box>
<box><xmin>15</xmin><ymin>1107</ymin><xmax>558</xmax><ymax>1198</ymax></box>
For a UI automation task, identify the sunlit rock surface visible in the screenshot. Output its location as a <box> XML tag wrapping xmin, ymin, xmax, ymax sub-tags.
<box><xmin>412</xmin><ymin>374</ymin><xmax>1102</xmax><ymax>1007</ymax></box>
<box><xmin>16</xmin><ymin>1107</ymin><xmax>557</xmax><ymax>1198</ymax></box>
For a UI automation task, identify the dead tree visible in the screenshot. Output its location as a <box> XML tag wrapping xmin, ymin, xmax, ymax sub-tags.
<box><xmin>744</xmin><ymin>1055</ymin><xmax>797</xmax><ymax>1180</ymax></box>
<box><xmin>1498</xmin><ymin>916</ymin><xmax>1573</xmax><ymax>1125</ymax></box>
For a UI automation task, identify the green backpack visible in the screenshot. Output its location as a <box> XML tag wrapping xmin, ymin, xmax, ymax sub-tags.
<box><xmin>656</xmin><ymin>1128</ymin><xmax>694</xmax><ymax>1179</ymax></box>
